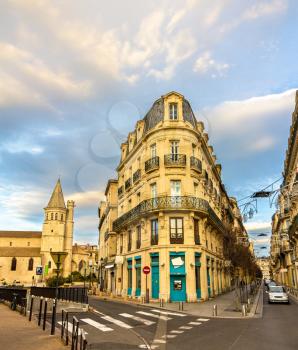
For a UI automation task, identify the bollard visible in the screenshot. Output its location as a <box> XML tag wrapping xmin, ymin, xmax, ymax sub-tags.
<box><xmin>213</xmin><ymin>304</ymin><xmax>218</xmax><ymax>317</ymax></box>
<box><xmin>43</xmin><ymin>298</ymin><xmax>48</xmax><ymax>331</ymax></box>
<box><xmin>242</xmin><ymin>304</ymin><xmax>247</xmax><ymax>317</ymax></box>
<box><xmin>38</xmin><ymin>297</ymin><xmax>43</xmax><ymax>326</ymax></box>
<box><xmin>179</xmin><ymin>302</ymin><xmax>184</xmax><ymax>311</ymax></box>
<box><xmin>51</xmin><ymin>299</ymin><xmax>56</xmax><ymax>335</ymax></box>
<box><xmin>247</xmin><ymin>298</ymin><xmax>251</xmax><ymax>312</ymax></box>
<box><xmin>11</xmin><ymin>294</ymin><xmax>17</xmax><ymax>311</ymax></box>
<box><xmin>159</xmin><ymin>298</ymin><xmax>164</xmax><ymax>308</ymax></box>
<box><xmin>29</xmin><ymin>296</ymin><xmax>34</xmax><ymax>321</ymax></box>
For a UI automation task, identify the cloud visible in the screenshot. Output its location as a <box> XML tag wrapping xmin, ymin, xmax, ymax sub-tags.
<box><xmin>193</xmin><ymin>51</ymin><xmax>229</xmax><ymax>78</ymax></box>
<box><xmin>220</xmin><ymin>0</ymin><xmax>288</xmax><ymax>33</ymax></box>
<box><xmin>244</xmin><ymin>221</ymin><xmax>272</xmax><ymax>232</ymax></box>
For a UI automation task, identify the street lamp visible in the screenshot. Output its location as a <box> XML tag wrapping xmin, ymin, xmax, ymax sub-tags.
<box><xmin>50</xmin><ymin>251</ymin><xmax>67</xmax><ymax>335</ymax></box>
<box><xmin>89</xmin><ymin>259</ymin><xmax>93</xmax><ymax>290</ymax></box>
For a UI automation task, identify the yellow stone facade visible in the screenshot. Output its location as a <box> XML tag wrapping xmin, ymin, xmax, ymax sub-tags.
<box><xmin>0</xmin><ymin>180</ymin><xmax>96</xmax><ymax>286</ymax></box>
<box><xmin>270</xmin><ymin>91</ymin><xmax>298</xmax><ymax>288</ymax></box>
<box><xmin>98</xmin><ymin>91</ymin><xmax>249</xmax><ymax>302</ymax></box>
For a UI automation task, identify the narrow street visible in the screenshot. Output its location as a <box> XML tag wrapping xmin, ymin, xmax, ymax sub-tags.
<box><xmin>58</xmin><ymin>293</ymin><xmax>298</xmax><ymax>349</ymax></box>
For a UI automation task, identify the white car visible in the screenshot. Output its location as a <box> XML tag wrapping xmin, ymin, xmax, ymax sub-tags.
<box><xmin>267</xmin><ymin>285</ymin><xmax>289</xmax><ymax>304</ymax></box>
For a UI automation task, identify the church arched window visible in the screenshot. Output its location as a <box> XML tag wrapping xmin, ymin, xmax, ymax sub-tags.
<box><xmin>51</xmin><ymin>213</ymin><xmax>54</xmax><ymax>220</ymax></box>
<box><xmin>11</xmin><ymin>257</ymin><xmax>17</xmax><ymax>271</ymax></box>
<box><xmin>28</xmin><ymin>258</ymin><xmax>34</xmax><ymax>271</ymax></box>
<box><xmin>78</xmin><ymin>260</ymin><xmax>84</xmax><ymax>271</ymax></box>
<box><xmin>55</xmin><ymin>213</ymin><xmax>58</xmax><ymax>220</ymax></box>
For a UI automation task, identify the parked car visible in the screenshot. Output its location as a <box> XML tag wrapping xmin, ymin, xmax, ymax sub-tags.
<box><xmin>267</xmin><ymin>285</ymin><xmax>289</xmax><ymax>304</ymax></box>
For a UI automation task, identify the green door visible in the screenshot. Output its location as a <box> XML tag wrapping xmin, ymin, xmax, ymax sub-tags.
<box><xmin>170</xmin><ymin>275</ymin><xmax>186</xmax><ymax>301</ymax></box>
<box><xmin>152</xmin><ymin>265</ymin><xmax>159</xmax><ymax>299</ymax></box>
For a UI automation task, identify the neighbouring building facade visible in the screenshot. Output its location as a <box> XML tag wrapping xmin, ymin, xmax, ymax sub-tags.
<box><xmin>270</xmin><ymin>91</ymin><xmax>298</xmax><ymax>288</ymax></box>
<box><xmin>256</xmin><ymin>257</ymin><xmax>270</xmax><ymax>280</ymax></box>
<box><xmin>98</xmin><ymin>91</ymin><xmax>249</xmax><ymax>302</ymax></box>
<box><xmin>0</xmin><ymin>179</ymin><xmax>96</xmax><ymax>286</ymax></box>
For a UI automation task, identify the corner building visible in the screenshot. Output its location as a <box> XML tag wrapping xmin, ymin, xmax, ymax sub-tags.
<box><xmin>99</xmin><ymin>92</ymin><xmax>244</xmax><ymax>302</ymax></box>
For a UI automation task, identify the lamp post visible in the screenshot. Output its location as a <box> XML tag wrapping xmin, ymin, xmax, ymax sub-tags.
<box><xmin>50</xmin><ymin>251</ymin><xmax>67</xmax><ymax>335</ymax></box>
<box><xmin>89</xmin><ymin>260</ymin><xmax>93</xmax><ymax>290</ymax></box>
<box><xmin>83</xmin><ymin>263</ymin><xmax>87</xmax><ymax>289</ymax></box>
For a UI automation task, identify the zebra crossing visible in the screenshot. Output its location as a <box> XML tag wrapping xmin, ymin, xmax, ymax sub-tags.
<box><xmin>58</xmin><ymin>308</ymin><xmax>210</xmax><ymax>349</ymax></box>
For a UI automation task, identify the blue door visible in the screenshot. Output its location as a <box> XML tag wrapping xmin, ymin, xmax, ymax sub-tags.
<box><xmin>152</xmin><ymin>265</ymin><xmax>159</xmax><ymax>299</ymax></box>
<box><xmin>170</xmin><ymin>276</ymin><xmax>186</xmax><ymax>301</ymax></box>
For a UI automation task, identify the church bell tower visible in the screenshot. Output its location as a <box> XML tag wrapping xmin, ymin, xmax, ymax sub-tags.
<box><xmin>41</xmin><ymin>179</ymin><xmax>74</xmax><ymax>278</ymax></box>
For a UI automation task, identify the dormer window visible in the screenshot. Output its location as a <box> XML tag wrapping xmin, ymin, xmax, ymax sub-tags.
<box><xmin>169</xmin><ymin>103</ymin><xmax>178</xmax><ymax>120</ymax></box>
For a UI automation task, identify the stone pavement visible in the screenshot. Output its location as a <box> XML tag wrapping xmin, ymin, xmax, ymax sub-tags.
<box><xmin>0</xmin><ymin>303</ymin><xmax>65</xmax><ymax>350</ymax></box>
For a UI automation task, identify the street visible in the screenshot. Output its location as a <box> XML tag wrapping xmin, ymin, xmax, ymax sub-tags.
<box><xmin>56</xmin><ymin>292</ymin><xmax>298</xmax><ymax>349</ymax></box>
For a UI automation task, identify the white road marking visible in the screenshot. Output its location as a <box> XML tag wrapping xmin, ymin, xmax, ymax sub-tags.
<box><xmin>179</xmin><ymin>326</ymin><xmax>193</xmax><ymax>330</ymax></box>
<box><xmin>57</xmin><ymin>321</ymin><xmax>87</xmax><ymax>335</ymax></box>
<box><xmin>197</xmin><ymin>318</ymin><xmax>209</xmax><ymax>322</ymax></box>
<box><xmin>101</xmin><ymin>315</ymin><xmax>132</xmax><ymax>329</ymax></box>
<box><xmin>139</xmin><ymin>345</ymin><xmax>155</xmax><ymax>349</ymax></box>
<box><xmin>162</xmin><ymin>334</ymin><xmax>177</xmax><ymax>339</ymax></box>
<box><xmin>120</xmin><ymin>313</ymin><xmax>155</xmax><ymax>326</ymax></box>
<box><xmin>136</xmin><ymin>311</ymin><xmax>172</xmax><ymax>321</ymax></box>
<box><xmin>151</xmin><ymin>309</ymin><xmax>187</xmax><ymax>317</ymax></box>
<box><xmin>170</xmin><ymin>330</ymin><xmax>184</xmax><ymax>334</ymax></box>
<box><xmin>153</xmin><ymin>339</ymin><xmax>167</xmax><ymax>344</ymax></box>
<box><xmin>189</xmin><ymin>321</ymin><xmax>202</xmax><ymax>325</ymax></box>
<box><xmin>80</xmin><ymin>318</ymin><xmax>113</xmax><ymax>332</ymax></box>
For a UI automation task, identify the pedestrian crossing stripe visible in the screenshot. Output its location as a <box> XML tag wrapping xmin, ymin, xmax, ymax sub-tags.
<box><xmin>161</xmin><ymin>334</ymin><xmax>177</xmax><ymax>338</ymax></box>
<box><xmin>80</xmin><ymin>318</ymin><xmax>113</xmax><ymax>332</ymax></box>
<box><xmin>170</xmin><ymin>330</ymin><xmax>184</xmax><ymax>334</ymax></box>
<box><xmin>57</xmin><ymin>321</ymin><xmax>87</xmax><ymax>335</ymax></box>
<box><xmin>120</xmin><ymin>313</ymin><xmax>155</xmax><ymax>326</ymax></box>
<box><xmin>188</xmin><ymin>321</ymin><xmax>202</xmax><ymax>325</ymax></box>
<box><xmin>179</xmin><ymin>325</ymin><xmax>193</xmax><ymax>330</ymax></box>
<box><xmin>101</xmin><ymin>315</ymin><xmax>133</xmax><ymax>329</ymax></box>
<box><xmin>197</xmin><ymin>318</ymin><xmax>209</xmax><ymax>322</ymax></box>
<box><xmin>136</xmin><ymin>311</ymin><xmax>172</xmax><ymax>321</ymax></box>
<box><xmin>153</xmin><ymin>339</ymin><xmax>167</xmax><ymax>344</ymax></box>
<box><xmin>151</xmin><ymin>309</ymin><xmax>187</xmax><ymax>317</ymax></box>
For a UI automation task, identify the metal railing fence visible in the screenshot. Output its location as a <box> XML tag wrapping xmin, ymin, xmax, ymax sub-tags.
<box><xmin>30</xmin><ymin>287</ymin><xmax>88</xmax><ymax>304</ymax></box>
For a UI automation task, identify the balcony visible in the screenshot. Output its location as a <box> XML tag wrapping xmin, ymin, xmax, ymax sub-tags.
<box><xmin>118</xmin><ymin>186</ymin><xmax>123</xmax><ymax>197</ymax></box>
<box><xmin>164</xmin><ymin>154</ymin><xmax>186</xmax><ymax>167</ymax></box>
<box><xmin>151</xmin><ymin>237</ymin><xmax>158</xmax><ymax>245</ymax></box>
<box><xmin>145</xmin><ymin>156</ymin><xmax>159</xmax><ymax>173</ymax></box>
<box><xmin>112</xmin><ymin>195</ymin><xmax>226</xmax><ymax>235</ymax></box>
<box><xmin>125</xmin><ymin>178</ymin><xmax>132</xmax><ymax>191</ymax></box>
<box><xmin>133</xmin><ymin>169</ymin><xmax>141</xmax><ymax>183</ymax></box>
<box><xmin>190</xmin><ymin>156</ymin><xmax>202</xmax><ymax>173</ymax></box>
<box><xmin>281</xmin><ymin>239</ymin><xmax>292</xmax><ymax>253</ymax></box>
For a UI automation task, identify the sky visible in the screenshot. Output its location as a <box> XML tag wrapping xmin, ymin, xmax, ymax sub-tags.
<box><xmin>0</xmin><ymin>0</ymin><xmax>297</xmax><ymax>256</ymax></box>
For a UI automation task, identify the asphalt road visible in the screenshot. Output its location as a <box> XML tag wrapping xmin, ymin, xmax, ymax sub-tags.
<box><xmin>58</xmin><ymin>292</ymin><xmax>298</xmax><ymax>350</ymax></box>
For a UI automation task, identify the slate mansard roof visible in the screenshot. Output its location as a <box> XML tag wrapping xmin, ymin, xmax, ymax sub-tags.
<box><xmin>143</xmin><ymin>93</ymin><xmax>198</xmax><ymax>135</ymax></box>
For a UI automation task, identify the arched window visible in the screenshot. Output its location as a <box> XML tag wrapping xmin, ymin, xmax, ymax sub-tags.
<box><xmin>11</xmin><ymin>257</ymin><xmax>17</xmax><ymax>271</ymax></box>
<box><xmin>28</xmin><ymin>258</ymin><xmax>34</xmax><ymax>271</ymax></box>
<box><xmin>61</xmin><ymin>214</ymin><xmax>63</xmax><ymax>221</ymax></box>
<box><xmin>78</xmin><ymin>260</ymin><xmax>84</xmax><ymax>271</ymax></box>
<box><xmin>51</xmin><ymin>213</ymin><xmax>54</xmax><ymax>220</ymax></box>
<box><xmin>55</xmin><ymin>213</ymin><xmax>58</xmax><ymax>220</ymax></box>
<box><xmin>48</xmin><ymin>261</ymin><xmax>52</xmax><ymax>268</ymax></box>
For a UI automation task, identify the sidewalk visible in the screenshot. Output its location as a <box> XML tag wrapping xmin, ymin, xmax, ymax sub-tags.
<box><xmin>0</xmin><ymin>303</ymin><xmax>65</xmax><ymax>350</ymax></box>
<box><xmin>93</xmin><ymin>287</ymin><xmax>263</xmax><ymax>319</ymax></box>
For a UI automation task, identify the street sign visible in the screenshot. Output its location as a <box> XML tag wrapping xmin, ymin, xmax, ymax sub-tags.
<box><xmin>36</xmin><ymin>266</ymin><xmax>43</xmax><ymax>275</ymax></box>
<box><xmin>143</xmin><ymin>266</ymin><xmax>151</xmax><ymax>274</ymax></box>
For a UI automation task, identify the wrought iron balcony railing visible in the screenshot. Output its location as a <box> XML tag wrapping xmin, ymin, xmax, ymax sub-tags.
<box><xmin>145</xmin><ymin>156</ymin><xmax>159</xmax><ymax>172</ymax></box>
<box><xmin>190</xmin><ymin>156</ymin><xmax>202</xmax><ymax>173</ymax></box>
<box><xmin>164</xmin><ymin>154</ymin><xmax>186</xmax><ymax>167</ymax></box>
<box><xmin>151</xmin><ymin>237</ymin><xmax>158</xmax><ymax>246</ymax></box>
<box><xmin>112</xmin><ymin>195</ymin><xmax>225</xmax><ymax>234</ymax></box>
<box><xmin>125</xmin><ymin>178</ymin><xmax>132</xmax><ymax>191</ymax></box>
<box><xmin>133</xmin><ymin>169</ymin><xmax>141</xmax><ymax>183</ymax></box>
<box><xmin>118</xmin><ymin>186</ymin><xmax>123</xmax><ymax>197</ymax></box>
